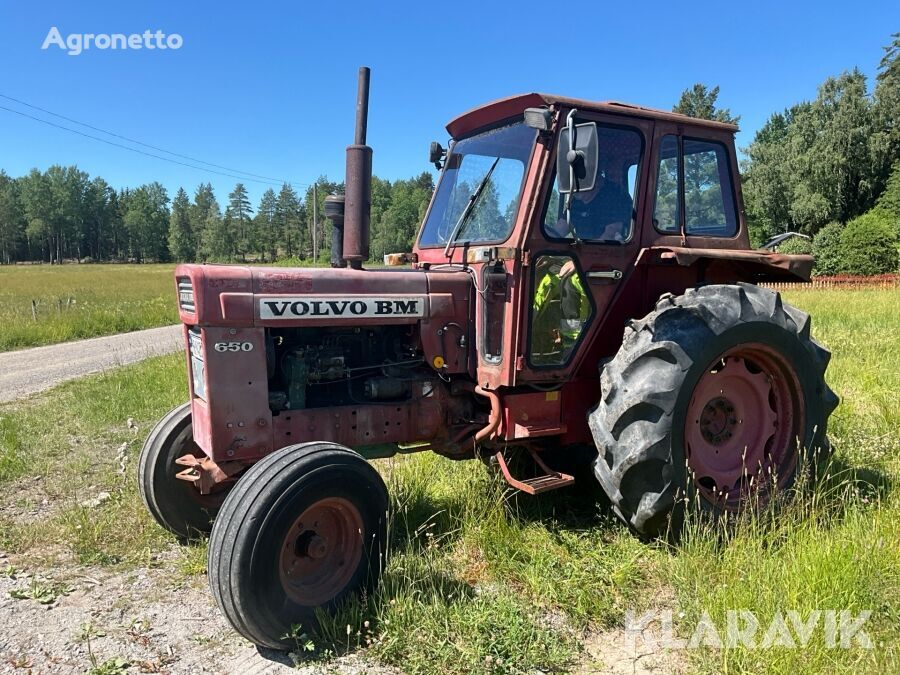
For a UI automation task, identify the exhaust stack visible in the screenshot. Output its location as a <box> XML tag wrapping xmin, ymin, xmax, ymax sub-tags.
<box><xmin>343</xmin><ymin>66</ymin><xmax>373</xmax><ymax>269</ymax></box>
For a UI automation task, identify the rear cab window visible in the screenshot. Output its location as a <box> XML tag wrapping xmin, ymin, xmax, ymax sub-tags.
<box><xmin>653</xmin><ymin>135</ymin><xmax>738</xmax><ymax>237</ymax></box>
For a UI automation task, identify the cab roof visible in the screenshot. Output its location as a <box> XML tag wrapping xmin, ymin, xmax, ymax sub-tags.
<box><xmin>446</xmin><ymin>93</ymin><xmax>739</xmax><ymax>139</ymax></box>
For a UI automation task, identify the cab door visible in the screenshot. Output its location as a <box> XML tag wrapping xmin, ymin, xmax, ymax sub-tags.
<box><xmin>515</xmin><ymin>111</ymin><xmax>654</xmax><ymax>386</ymax></box>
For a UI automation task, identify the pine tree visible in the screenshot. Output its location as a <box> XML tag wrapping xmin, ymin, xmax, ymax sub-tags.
<box><xmin>275</xmin><ymin>184</ymin><xmax>301</xmax><ymax>259</ymax></box>
<box><xmin>226</xmin><ymin>183</ymin><xmax>253</xmax><ymax>261</ymax></box>
<box><xmin>0</xmin><ymin>171</ymin><xmax>24</xmax><ymax>264</ymax></box>
<box><xmin>254</xmin><ymin>188</ymin><xmax>278</xmax><ymax>261</ymax></box>
<box><xmin>168</xmin><ymin>187</ymin><xmax>193</xmax><ymax>261</ymax></box>
<box><xmin>673</xmin><ymin>84</ymin><xmax>740</xmax><ymax>124</ymax></box>
<box><xmin>191</xmin><ymin>184</ymin><xmax>219</xmax><ymax>260</ymax></box>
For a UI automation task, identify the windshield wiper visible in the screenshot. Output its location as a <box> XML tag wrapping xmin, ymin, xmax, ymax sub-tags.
<box><xmin>442</xmin><ymin>156</ymin><xmax>502</xmax><ymax>259</ymax></box>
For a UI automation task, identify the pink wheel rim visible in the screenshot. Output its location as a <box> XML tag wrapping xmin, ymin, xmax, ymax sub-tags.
<box><xmin>685</xmin><ymin>343</ymin><xmax>804</xmax><ymax>509</ymax></box>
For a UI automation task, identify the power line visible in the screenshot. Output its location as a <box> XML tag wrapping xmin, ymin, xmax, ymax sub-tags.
<box><xmin>0</xmin><ymin>93</ymin><xmax>303</xmax><ymax>185</ymax></box>
<box><xmin>0</xmin><ymin>100</ymin><xmax>313</xmax><ymax>190</ymax></box>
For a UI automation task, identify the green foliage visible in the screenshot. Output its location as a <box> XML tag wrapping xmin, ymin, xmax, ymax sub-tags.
<box><xmin>774</xmin><ymin>235</ymin><xmax>812</xmax><ymax>254</ymax></box>
<box><xmin>226</xmin><ymin>183</ymin><xmax>253</xmax><ymax>260</ymax></box>
<box><xmin>876</xmin><ymin>162</ymin><xmax>900</xmax><ymax>236</ymax></box>
<box><xmin>0</xmin><ymin>170</ymin><xmax>24</xmax><ymax>264</ymax></box>
<box><xmin>673</xmin><ymin>83</ymin><xmax>740</xmax><ymax>124</ymax></box>
<box><xmin>253</xmin><ymin>188</ymin><xmax>278</xmax><ymax>262</ymax></box>
<box><xmin>275</xmin><ymin>183</ymin><xmax>303</xmax><ymax>259</ymax></box>
<box><xmin>745</xmin><ymin>36</ymin><xmax>900</xmax><ymax>237</ymax></box>
<box><xmin>122</xmin><ymin>182</ymin><xmax>170</xmax><ymax>262</ymax></box>
<box><xmin>9</xmin><ymin>577</ymin><xmax>74</xmax><ymax>604</ymax></box>
<box><xmin>167</xmin><ymin>188</ymin><xmax>193</xmax><ymax>262</ymax></box>
<box><xmin>812</xmin><ymin>222</ymin><xmax>845</xmax><ymax>276</ymax></box>
<box><xmin>370</xmin><ymin>172</ymin><xmax>433</xmax><ymax>258</ymax></box>
<box><xmin>839</xmin><ymin>211</ymin><xmax>899</xmax><ymax>275</ymax></box>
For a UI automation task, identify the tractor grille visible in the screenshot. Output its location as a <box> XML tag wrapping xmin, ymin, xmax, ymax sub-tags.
<box><xmin>177</xmin><ymin>277</ymin><xmax>195</xmax><ymax>313</ymax></box>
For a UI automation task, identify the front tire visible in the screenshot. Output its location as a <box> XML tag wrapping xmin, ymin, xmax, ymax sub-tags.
<box><xmin>589</xmin><ymin>283</ymin><xmax>838</xmax><ymax>538</ymax></box>
<box><xmin>138</xmin><ymin>403</ymin><xmax>227</xmax><ymax>539</ymax></box>
<box><xmin>208</xmin><ymin>442</ymin><xmax>389</xmax><ymax>650</ymax></box>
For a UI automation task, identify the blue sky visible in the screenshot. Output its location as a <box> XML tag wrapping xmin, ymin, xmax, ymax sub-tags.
<box><xmin>0</xmin><ymin>1</ymin><xmax>897</xmax><ymax>207</ymax></box>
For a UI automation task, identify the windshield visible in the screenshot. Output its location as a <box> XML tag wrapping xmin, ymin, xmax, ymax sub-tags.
<box><xmin>418</xmin><ymin>120</ymin><xmax>536</xmax><ymax>247</ymax></box>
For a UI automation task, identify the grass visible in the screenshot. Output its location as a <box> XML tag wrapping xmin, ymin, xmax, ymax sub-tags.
<box><xmin>0</xmin><ymin>260</ymin><xmax>388</xmax><ymax>352</ymax></box>
<box><xmin>0</xmin><ymin>287</ymin><xmax>897</xmax><ymax>673</ymax></box>
<box><xmin>0</xmin><ymin>264</ymin><xmax>178</xmax><ymax>351</ymax></box>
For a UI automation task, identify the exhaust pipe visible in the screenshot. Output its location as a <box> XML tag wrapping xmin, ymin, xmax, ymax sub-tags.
<box><xmin>343</xmin><ymin>66</ymin><xmax>372</xmax><ymax>269</ymax></box>
<box><xmin>324</xmin><ymin>194</ymin><xmax>346</xmax><ymax>268</ymax></box>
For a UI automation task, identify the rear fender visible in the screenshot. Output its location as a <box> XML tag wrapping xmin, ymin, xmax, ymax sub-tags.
<box><xmin>637</xmin><ymin>246</ymin><xmax>813</xmax><ymax>285</ymax></box>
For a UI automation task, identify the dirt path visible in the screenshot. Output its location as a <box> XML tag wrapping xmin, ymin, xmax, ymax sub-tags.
<box><xmin>0</xmin><ymin>326</ymin><xmax>182</xmax><ymax>403</ymax></box>
<box><xmin>0</xmin><ymin>552</ymin><xmax>394</xmax><ymax>674</ymax></box>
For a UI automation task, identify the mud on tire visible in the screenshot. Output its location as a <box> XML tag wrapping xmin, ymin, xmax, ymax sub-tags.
<box><xmin>589</xmin><ymin>283</ymin><xmax>838</xmax><ymax>539</ymax></box>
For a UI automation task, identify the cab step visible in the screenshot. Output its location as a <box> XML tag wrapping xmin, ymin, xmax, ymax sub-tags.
<box><xmin>493</xmin><ymin>448</ymin><xmax>575</xmax><ymax>495</ymax></box>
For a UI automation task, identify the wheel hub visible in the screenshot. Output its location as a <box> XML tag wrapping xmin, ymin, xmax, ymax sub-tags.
<box><xmin>278</xmin><ymin>497</ymin><xmax>364</xmax><ymax>606</ymax></box>
<box><xmin>294</xmin><ymin>530</ymin><xmax>329</xmax><ymax>560</ymax></box>
<box><xmin>698</xmin><ymin>396</ymin><xmax>737</xmax><ymax>445</ymax></box>
<box><xmin>685</xmin><ymin>346</ymin><xmax>803</xmax><ymax>509</ymax></box>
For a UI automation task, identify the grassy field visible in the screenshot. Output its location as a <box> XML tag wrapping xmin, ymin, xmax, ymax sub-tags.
<box><xmin>0</xmin><ymin>287</ymin><xmax>897</xmax><ymax>673</ymax></box>
<box><xmin>0</xmin><ymin>264</ymin><xmax>178</xmax><ymax>351</ymax></box>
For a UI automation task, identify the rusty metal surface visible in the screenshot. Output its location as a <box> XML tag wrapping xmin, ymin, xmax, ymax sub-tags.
<box><xmin>344</xmin><ymin>67</ymin><xmax>373</xmax><ymax>267</ymax></box>
<box><xmin>493</xmin><ymin>447</ymin><xmax>574</xmax><ymax>494</ymax></box>
<box><xmin>641</xmin><ymin>246</ymin><xmax>814</xmax><ymax>282</ymax></box>
<box><xmin>324</xmin><ymin>194</ymin><xmax>346</xmax><ymax>268</ymax></box>
<box><xmin>343</xmin><ymin>144</ymin><xmax>372</xmax><ymax>265</ymax></box>
<box><xmin>174</xmin><ymin>453</ymin><xmax>246</xmax><ymax>494</ymax></box>
<box><xmin>271</xmin><ymin>395</ymin><xmax>445</xmax><ymax>451</ymax></box>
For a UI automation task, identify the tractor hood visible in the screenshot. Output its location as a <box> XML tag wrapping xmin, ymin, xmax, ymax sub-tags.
<box><xmin>175</xmin><ymin>264</ymin><xmax>472</xmax><ymax>330</ymax></box>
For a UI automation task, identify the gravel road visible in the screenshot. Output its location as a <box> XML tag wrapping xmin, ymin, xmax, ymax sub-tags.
<box><xmin>0</xmin><ymin>325</ymin><xmax>183</xmax><ymax>403</ymax></box>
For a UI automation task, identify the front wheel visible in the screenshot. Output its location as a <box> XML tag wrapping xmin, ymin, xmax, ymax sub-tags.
<box><xmin>589</xmin><ymin>283</ymin><xmax>838</xmax><ymax>538</ymax></box>
<box><xmin>138</xmin><ymin>403</ymin><xmax>227</xmax><ymax>539</ymax></box>
<box><xmin>208</xmin><ymin>442</ymin><xmax>389</xmax><ymax>650</ymax></box>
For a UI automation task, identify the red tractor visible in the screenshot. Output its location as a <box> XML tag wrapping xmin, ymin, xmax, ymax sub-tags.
<box><xmin>139</xmin><ymin>68</ymin><xmax>837</xmax><ymax>649</ymax></box>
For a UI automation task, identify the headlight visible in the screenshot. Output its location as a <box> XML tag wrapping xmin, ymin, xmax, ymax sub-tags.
<box><xmin>178</xmin><ymin>277</ymin><xmax>195</xmax><ymax>313</ymax></box>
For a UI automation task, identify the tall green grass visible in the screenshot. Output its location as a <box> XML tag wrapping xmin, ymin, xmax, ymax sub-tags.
<box><xmin>666</xmin><ymin>287</ymin><xmax>900</xmax><ymax>673</ymax></box>
<box><xmin>0</xmin><ymin>264</ymin><xmax>178</xmax><ymax>351</ymax></box>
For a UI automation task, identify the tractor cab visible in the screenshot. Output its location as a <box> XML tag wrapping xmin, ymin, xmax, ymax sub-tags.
<box><xmin>411</xmin><ymin>93</ymin><xmax>790</xmax><ymax>416</ymax></box>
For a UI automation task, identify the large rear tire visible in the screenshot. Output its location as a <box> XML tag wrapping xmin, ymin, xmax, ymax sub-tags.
<box><xmin>208</xmin><ymin>442</ymin><xmax>389</xmax><ymax>650</ymax></box>
<box><xmin>589</xmin><ymin>283</ymin><xmax>838</xmax><ymax>539</ymax></box>
<box><xmin>138</xmin><ymin>403</ymin><xmax>226</xmax><ymax>539</ymax></box>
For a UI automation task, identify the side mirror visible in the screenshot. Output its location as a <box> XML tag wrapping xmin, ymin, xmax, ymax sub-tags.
<box><xmin>429</xmin><ymin>141</ymin><xmax>447</xmax><ymax>170</ymax></box>
<box><xmin>556</xmin><ymin>119</ymin><xmax>598</xmax><ymax>194</ymax></box>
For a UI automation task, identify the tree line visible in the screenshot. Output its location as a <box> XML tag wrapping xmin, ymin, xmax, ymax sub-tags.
<box><xmin>0</xmin><ymin>167</ymin><xmax>434</xmax><ymax>265</ymax></box>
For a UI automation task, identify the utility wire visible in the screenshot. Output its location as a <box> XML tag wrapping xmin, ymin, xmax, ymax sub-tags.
<box><xmin>0</xmin><ymin>93</ymin><xmax>298</xmax><ymax>184</ymax></box>
<box><xmin>0</xmin><ymin>96</ymin><xmax>312</xmax><ymax>188</ymax></box>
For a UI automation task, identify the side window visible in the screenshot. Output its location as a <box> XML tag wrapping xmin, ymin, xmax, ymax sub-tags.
<box><xmin>543</xmin><ymin>125</ymin><xmax>643</xmax><ymax>243</ymax></box>
<box><xmin>529</xmin><ymin>255</ymin><xmax>592</xmax><ymax>366</ymax></box>
<box><xmin>683</xmin><ymin>139</ymin><xmax>737</xmax><ymax>236</ymax></box>
<box><xmin>653</xmin><ymin>135</ymin><xmax>679</xmax><ymax>232</ymax></box>
<box><xmin>653</xmin><ymin>136</ymin><xmax>738</xmax><ymax>237</ymax></box>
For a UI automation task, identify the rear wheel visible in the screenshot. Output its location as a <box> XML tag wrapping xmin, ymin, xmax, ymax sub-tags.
<box><xmin>208</xmin><ymin>442</ymin><xmax>389</xmax><ymax>650</ymax></box>
<box><xmin>138</xmin><ymin>403</ymin><xmax>226</xmax><ymax>539</ymax></box>
<box><xmin>589</xmin><ymin>283</ymin><xmax>838</xmax><ymax>538</ymax></box>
